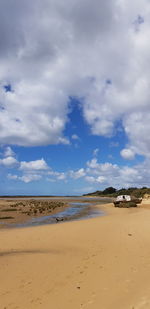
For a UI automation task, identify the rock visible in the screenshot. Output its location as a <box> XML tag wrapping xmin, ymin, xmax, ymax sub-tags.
<box><xmin>55</xmin><ymin>217</ymin><xmax>64</xmax><ymax>222</ymax></box>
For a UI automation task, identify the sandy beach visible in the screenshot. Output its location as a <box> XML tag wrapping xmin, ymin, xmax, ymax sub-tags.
<box><xmin>1</xmin><ymin>201</ymin><xmax>150</xmax><ymax>308</ymax></box>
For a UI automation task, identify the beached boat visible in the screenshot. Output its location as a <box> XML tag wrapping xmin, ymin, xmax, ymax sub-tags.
<box><xmin>114</xmin><ymin>195</ymin><xmax>142</xmax><ymax>207</ymax></box>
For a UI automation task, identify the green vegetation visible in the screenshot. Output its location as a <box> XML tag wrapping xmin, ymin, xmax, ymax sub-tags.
<box><xmin>84</xmin><ymin>186</ymin><xmax>150</xmax><ymax>198</ymax></box>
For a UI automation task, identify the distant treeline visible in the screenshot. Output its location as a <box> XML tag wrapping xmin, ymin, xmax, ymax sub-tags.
<box><xmin>84</xmin><ymin>186</ymin><xmax>150</xmax><ymax>198</ymax></box>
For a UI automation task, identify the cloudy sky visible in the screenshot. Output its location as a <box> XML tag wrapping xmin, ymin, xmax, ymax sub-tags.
<box><xmin>0</xmin><ymin>0</ymin><xmax>150</xmax><ymax>195</ymax></box>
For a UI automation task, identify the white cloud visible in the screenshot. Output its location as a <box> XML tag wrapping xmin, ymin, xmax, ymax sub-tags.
<box><xmin>123</xmin><ymin>113</ymin><xmax>150</xmax><ymax>157</ymax></box>
<box><xmin>4</xmin><ymin>146</ymin><xmax>15</xmax><ymax>157</ymax></box>
<box><xmin>8</xmin><ymin>173</ymin><xmax>42</xmax><ymax>183</ymax></box>
<box><xmin>120</xmin><ymin>148</ymin><xmax>135</xmax><ymax>160</ymax></box>
<box><xmin>120</xmin><ymin>167</ymin><xmax>138</xmax><ymax>178</ymax></box>
<box><xmin>93</xmin><ymin>148</ymin><xmax>99</xmax><ymax>157</ymax></box>
<box><xmin>47</xmin><ymin>170</ymin><xmax>67</xmax><ymax>181</ymax></box>
<box><xmin>56</xmin><ymin>173</ymin><xmax>66</xmax><ymax>180</ymax></box>
<box><xmin>0</xmin><ymin>0</ymin><xmax>149</xmax><ymax>156</ymax></box>
<box><xmin>85</xmin><ymin>175</ymin><xmax>106</xmax><ymax>184</ymax></box>
<box><xmin>0</xmin><ymin>156</ymin><xmax>18</xmax><ymax>167</ymax></box>
<box><xmin>6</xmin><ymin>157</ymin><xmax>67</xmax><ymax>183</ymax></box>
<box><xmin>87</xmin><ymin>158</ymin><xmax>99</xmax><ymax>169</ymax></box>
<box><xmin>96</xmin><ymin>176</ymin><xmax>107</xmax><ymax>183</ymax></box>
<box><xmin>84</xmin><ymin>155</ymin><xmax>150</xmax><ymax>188</ymax></box>
<box><xmin>19</xmin><ymin>174</ymin><xmax>42</xmax><ymax>183</ymax></box>
<box><xmin>87</xmin><ymin>159</ymin><xmax>120</xmax><ymax>178</ymax></box>
<box><xmin>0</xmin><ymin>146</ymin><xmax>17</xmax><ymax>167</ymax></box>
<box><xmin>19</xmin><ymin>159</ymin><xmax>48</xmax><ymax>171</ymax></box>
<box><xmin>86</xmin><ymin>159</ymin><xmax>120</xmax><ymax>186</ymax></box>
<box><xmin>85</xmin><ymin>176</ymin><xmax>96</xmax><ymax>183</ymax></box>
<box><xmin>69</xmin><ymin>168</ymin><xmax>86</xmax><ymax>179</ymax></box>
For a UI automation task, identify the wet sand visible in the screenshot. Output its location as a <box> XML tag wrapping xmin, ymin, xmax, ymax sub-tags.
<box><xmin>1</xmin><ymin>201</ymin><xmax>150</xmax><ymax>308</ymax></box>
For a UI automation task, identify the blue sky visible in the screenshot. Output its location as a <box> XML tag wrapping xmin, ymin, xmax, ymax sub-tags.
<box><xmin>0</xmin><ymin>0</ymin><xmax>150</xmax><ymax>195</ymax></box>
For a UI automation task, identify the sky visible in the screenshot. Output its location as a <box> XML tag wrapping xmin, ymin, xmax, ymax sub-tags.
<box><xmin>0</xmin><ymin>0</ymin><xmax>150</xmax><ymax>195</ymax></box>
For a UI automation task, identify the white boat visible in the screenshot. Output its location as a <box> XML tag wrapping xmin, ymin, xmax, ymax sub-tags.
<box><xmin>114</xmin><ymin>195</ymin><xmax>142</xmax><ymax>207</ymax></box>
<box><xmin>116</xmin><ymin>195</ymin><xmax>131</xmax><ymax>202</ymax></box>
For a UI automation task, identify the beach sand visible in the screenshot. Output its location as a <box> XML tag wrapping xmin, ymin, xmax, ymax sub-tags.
<box><xmin>1</xmin><ymin>201</ymin><xmax>150</xmax><ymax>308</ymax></box>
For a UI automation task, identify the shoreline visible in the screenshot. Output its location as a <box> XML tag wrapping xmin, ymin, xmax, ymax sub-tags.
<box><xmin>1</xmin><ymin>201</ymin><xmax>150</xmax><ymax>308</ymax></box>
